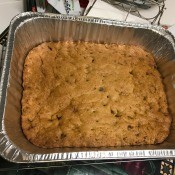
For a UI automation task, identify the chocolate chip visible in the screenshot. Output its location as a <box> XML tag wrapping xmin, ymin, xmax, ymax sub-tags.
<box><xmin>115</xmin><ymin>110</ymin><xmax>122</xmax><ymax>117</ymax></box>
<box><xmin>129</xmin><ymin>70</ymin><xmax>134</xmax><ymax>75</ymax></box>
<box><xmin>164</xmin><ymin>113</ymin><xmax>169</xmax><ymax>116</ymax></box>
<box><xmin>146</xmin><ymin>70</ymin><xmax>153</xmax><ymax>75</ymax></box>
<box><xmin>73</xmin><ymin>107</ymin><xmax>78</xmax><ymax>113</ymax></box>
<box><xmin>127</xmin><ymin>116</ymin><xmax>134</xmax><ymax>119</ymax></box>
<box><xmin>110</xmin><ymin>109</ymin><xmax>115</xmax><ymax>115</ymax></box>
<box><xmin>111</xmin><ymin>109</ymin><xmax>122</xmax><ymax>117</ymax></box>
<box><xmin>143</xmin><ymin>96</ymin><xmax>147</xmax><ymax>101</ymax></box>
<box><xmin>143</xmin><ymin>136</ymin><xmax>147</xmax><ymax>142</ymax></box>
<box><xmin>154</xmin><ymin>138</ymin><xmax>159</xmax><ymax>144</ymax></box>
<box><xmin>135</xmin><ymin>133</ymin><xmax>140</xmax><ymax>137</ymax></box>
<box><xmin>115</xmin><ymin>114</ymin><xmax>120</xmax><ymax>117</ymax></box>
<box><xmin>57</xmin><ymin>115</ymin><xmax>62</xmax><ymax>120</ymax></box>
<box><xmin>61</xmin><ymin>133</ymin><xmax>66</xmax><ymax>139</ymax></box>
<box><xmin>48</xmin><ymin>46</ymin><xmax>52</xmax><ymax>51</ymax></box>
<box><xmin>127</xmin><ymin>125</ymin><xmax>133</xmax><ymax>130</ymax></box>
<box><xmin>99</xmin><ymin>87</ymin><xmax>104</xmax><ymax>92</ymax></box>
<box><xmin>28</xmin><ymin>118</ymin><xmax>32</xmax><ymax>122</ymax></box>
<box><xmin>123</xmin><ymin>137</ymin><xmax>127</xmax><ymax>141</ymax></box>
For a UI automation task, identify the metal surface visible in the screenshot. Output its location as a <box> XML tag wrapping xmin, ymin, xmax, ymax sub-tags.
<box><xmin>0</xmin><ymin>46</ymin><xmax>6</xmax><ymax>81</ymax></box>
<box><xmin>0</xmin><ymin>12</ymin><xmax>175</xmax><ymax>163</ymax></box>
<box><xmin>103</xmin><ymin>0</ymin><xmax>165</xmax><ymax>24</ymax></box>
<box><xmin>0</xmin><ymin>27</ymin><xmax>8</xmax><ymax>46</ymax></box>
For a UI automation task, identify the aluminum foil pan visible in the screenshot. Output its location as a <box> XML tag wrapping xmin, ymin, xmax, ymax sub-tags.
<box><xmin>0</xmin><ymin>12</ymin><xmax>175</xmax><ymax>163</ymax></box>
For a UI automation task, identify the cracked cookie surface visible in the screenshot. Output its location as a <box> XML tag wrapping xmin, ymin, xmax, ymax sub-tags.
<box><xmin>22</xmin><ymin>42</ymin><xmax>171</xmax><ymax>148</ymax></box>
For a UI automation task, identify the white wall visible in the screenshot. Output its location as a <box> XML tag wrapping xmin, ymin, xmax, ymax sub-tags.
<box><xmin>0</xmin><ymin>0</ymin><xmax>24</xmax><ymax>33</ymax></box>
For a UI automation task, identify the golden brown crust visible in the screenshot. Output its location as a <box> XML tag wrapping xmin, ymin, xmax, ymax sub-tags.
<box><xmin>22</xmin><ymin>42</ymin><xmax>171</xmax><ymax>148</ymax></box>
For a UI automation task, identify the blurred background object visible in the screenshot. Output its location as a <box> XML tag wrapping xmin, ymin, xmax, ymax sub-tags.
<box><xmin>86</xmin><ymin>0</ymin><xmax>149</xmax><ymax>23</ymax></box>
<box><xmin>85</xmin><ymin>0</ymin><xmax>175</xmax><ymax>26</ymax></box>
<box><xmin>102</xmin><ymin>0</ymin><xmax>165</xmax><ymax>24</ymax></box>
<box><xmin>168</xmin><ymin>25</ymin><xmax>175</xmax><ymax>37</ymax></box>
<box><xmin>0</xmin><ymin>0</ymin><xmax>175</xmax><ymax>56</ymax></box>
<box><xmin>1</xmin><ymin>0</ymin><xmax>174</xmax><ymax>34</ymax></box>
<box><xmin>0</xmin><ymin>0</ymin><xmax>24</xmax><ymax>34</ymax></box>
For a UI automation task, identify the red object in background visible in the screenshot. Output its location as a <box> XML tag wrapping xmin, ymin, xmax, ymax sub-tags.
<box><xmin>122</xmin><ymin>161</ymin><xmax>146</xmax><ymax>175</ymax></box>
<box><xmin>27</xmin><ymin>0</ymin><xmax>37</xmax><ymax>12</ymax></box>
<box><xmin>45</xmin><ymin>0</ymin><xmax>48</xmax><ymax>6</ymax></box>
<box><xmin>79</xmin><ymin>0</ymin><xmax>89</xmax><ymax>8</ymax></box>
<box><xmin>32</xmin><ymin>6</ymin><xmax>37</xmax><ymax>12</ymax></box>
<box><xmin>162</xmin><ymin>25</ymin><xmax>169</xmax><ymax>30</ymax></box>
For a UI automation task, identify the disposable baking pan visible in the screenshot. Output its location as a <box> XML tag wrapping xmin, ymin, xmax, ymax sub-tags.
<box><xmin>0</xmin><ymin>12</ymin><xmax>175</xmax><ymax>163</ymax></box>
